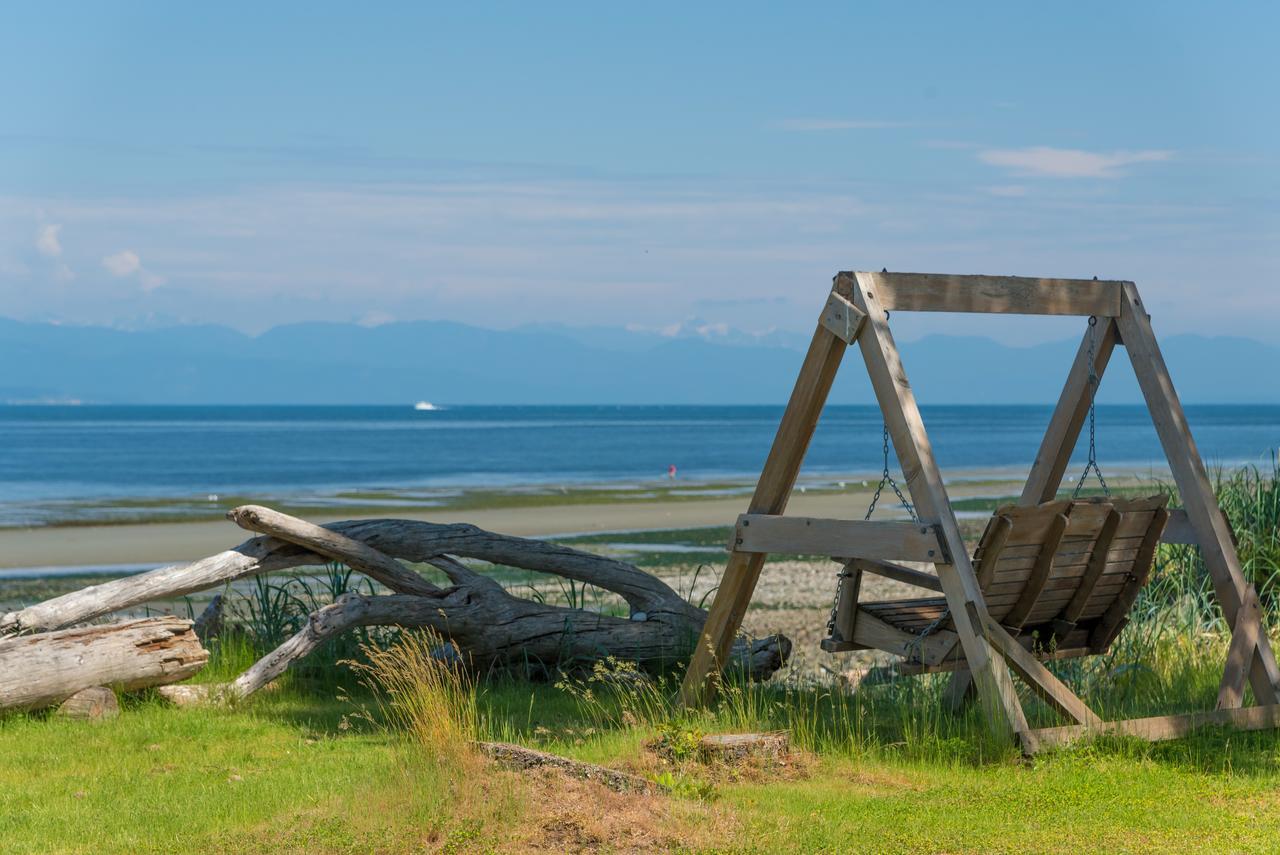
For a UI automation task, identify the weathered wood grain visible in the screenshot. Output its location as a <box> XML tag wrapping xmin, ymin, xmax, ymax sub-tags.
<box><xmin>735</xmin><ymin>514</ymin><xmax>944</xmax><ymax>563</ymax></box>
<box><xmin>856</xmin><ymin>272</ymin><xmax>1125</xmax><ymax>316</ymax></box>
<box><xmin>0</xmin><ymin>617</ymin><xmax>207</xmax><ymax>712</ymax></box>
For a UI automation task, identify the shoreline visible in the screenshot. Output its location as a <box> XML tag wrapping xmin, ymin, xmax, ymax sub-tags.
<box><xmin>0</xmin><ymin>478</ymin><xmax>1034</xmax><ymax>571</ymax></box>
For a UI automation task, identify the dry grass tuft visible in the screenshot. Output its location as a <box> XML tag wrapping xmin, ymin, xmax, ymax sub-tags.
<box><xmin>351</xmin><ymin>629</ymin><xmax>479</xmax><ymax>759</ymax></box>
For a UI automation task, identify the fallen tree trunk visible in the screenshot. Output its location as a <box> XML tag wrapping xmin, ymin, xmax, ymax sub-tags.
<box><xmin>2</xmin><ymin>506</ymin><xmax>790</xmax><ymax>696</ymax></box>
<box><xmin>0</xmin><ymin>617</ymin><xmax>208</xmax><ymax>712</ymax></box>
<box><xmin>1</xmin><ymin>516</ymin><xmax>702</xmax><ymax>635</ymax></box>
<box><xmin>230</xmin><ymin>585</ymin><xmax>785</xmax><ymax>698</ymax></box>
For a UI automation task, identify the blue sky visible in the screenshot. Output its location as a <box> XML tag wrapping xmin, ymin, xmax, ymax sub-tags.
<box><xmin>2</xmin><ymin>3</ymin><xmax>1277</xmax><ymax>344</ymax></box>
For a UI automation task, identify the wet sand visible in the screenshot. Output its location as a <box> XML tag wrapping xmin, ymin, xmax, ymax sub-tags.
<box><xmin>0</xmin><ymin>480</ymin><xmax>1018</xmax><ymax>570</ymax></box>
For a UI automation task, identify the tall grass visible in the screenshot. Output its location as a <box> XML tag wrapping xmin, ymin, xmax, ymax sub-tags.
<box><xmin>351</xmin><ymin>630</ymin><xmax>480</xmax><ymax>758</ymax></box>
<box><xmin>1153</xmin><ymin>453</ymin><xmax>1280</xmax><ymax>612</ymax></box>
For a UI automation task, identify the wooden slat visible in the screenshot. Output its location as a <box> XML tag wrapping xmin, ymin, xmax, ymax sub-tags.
<box><xmin>1025</xmin><ymin>704</ymin><xmax>1280</xmax><ymax>754</ymax></box>
<box><xmin>999</xmin><ymin>533</ymin><xmax>1142</xmax><ymax>562</ymax></box>
<box><xmin>1004</xmin><ymin>513</ymin><xmax>1069</xmax><ymax>629</ymax></box>
<box><xmin>1062</xmin><ymin>509</ymin><xmax>1120</xmax><ymax>626</ymax></box>
<box><xmin>679</xmin><ymin>278</ymin><xmax>854</xmax><ymax>706</ymax></box>
<box><xmin>1089</xmin><ymin>508</ymin><xmax>1169</xmax><ymax>651</ymax></box>
<box><xmin>734</xmin><ymin>515</ymin><xmax>944</xmax><ymax>563</ymax></box>
<box><xmin>858</xmin><ymin>272</ymin><xmax>1125</xmax><ymax>317</ymax></box>
<box><xmin>988</xmin><ymin>574</ymin><xmax>1130</xmax><ymax>602</ymax></box>
<box><xmin>1118</xmin><ymin>282</ymin><xmax>1280</xmax><ymax>704</ymax></box>
<box><xmin>1020</xmin><ymin>318</ymin><xmax>1120</xmax><ymax>505</ymax></box>
<box><xmin>850</xmin><ymin>558</ymin><xmax>943</xmax><ymax>593</ymax></box>
<box><xmin>987</xmin><ymin>551</ymin><xmax>1142</xmax><ymax>581</ymax></box>
<box><xmin>853</xmin><ymin>271</ymin><xmax>1030</xmax><ymax>742</ymax></box>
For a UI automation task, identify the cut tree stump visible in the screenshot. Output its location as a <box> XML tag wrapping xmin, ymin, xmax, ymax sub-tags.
<box><xmin>55</xmin><ymin>686</ymin><xmax>120</xmax><ymax>721</ymax></box>
<box><xmin>0</xmin><ymin>617</ymin><xmax>208</xmax><ymax>713</ymax></box>
<box><xmin>156</xmin><ymin>684</ymin><xmax>222</xmax><ymax>708</ymax></box>
<box><xmin>698</xmin><ymin>731</ymin><xmax>790</xmax><ymax>763</ymax></box>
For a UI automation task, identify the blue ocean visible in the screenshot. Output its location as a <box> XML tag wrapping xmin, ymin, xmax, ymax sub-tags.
<box><xmin>2</xmin><ymin>405</ymin><xmax>1277</xmax><ymax>526</ymax></box>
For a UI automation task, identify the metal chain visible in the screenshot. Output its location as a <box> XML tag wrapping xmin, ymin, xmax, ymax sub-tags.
<box><xmin>825</xmin><ymin>565</ymin><xmax>854</xmax><ymax>639</ymax></box>
<box><xmin>864</xmin><ymin>424</ymin><xmax>919</xmax><ymax>522</ymax></box>
<box><xmin>1073</xmin><ymin>315</ymin><xmax>1111</xmax><ymax>498</ymax></box>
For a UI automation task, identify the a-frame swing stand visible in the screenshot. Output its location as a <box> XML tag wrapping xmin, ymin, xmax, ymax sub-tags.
<box><xmin>679</xmin><ymin>271</ymin><xmax>1280</xmax><ymax>754</ymax></box>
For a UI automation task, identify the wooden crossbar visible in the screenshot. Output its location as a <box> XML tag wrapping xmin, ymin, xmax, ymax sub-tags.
<box><xmin>1025</xmin><ymin>704</ymin><xmax>1280</xmax><ymax>754</ymax></box>
<box><xmin>854</xmin><ymin>272</ymin><xmax>1126</xmax><ymax>317</ymax></box>
<box><xmin>734</xmin><ymin>515</ymin><xmax>945</xmax><ymax>563</ymax></box>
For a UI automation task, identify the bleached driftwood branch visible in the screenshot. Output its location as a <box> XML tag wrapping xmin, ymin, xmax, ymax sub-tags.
<box><xmin>2</xmin><ymin>507</ymin><xmax>790</xmax><ymax>698</ymax></box>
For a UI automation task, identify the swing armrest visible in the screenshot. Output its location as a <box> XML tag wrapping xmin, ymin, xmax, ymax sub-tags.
<box><xmin>834</xmin><ymin>557</ymin><xmax>944</xmax><ymax>592</ymax></box>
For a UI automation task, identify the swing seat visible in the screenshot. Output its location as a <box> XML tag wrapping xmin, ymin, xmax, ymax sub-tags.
<box><xmin>825</xmin><ymin>494</ymin><xmax>1170</xmax><ymax>670</ymax></box>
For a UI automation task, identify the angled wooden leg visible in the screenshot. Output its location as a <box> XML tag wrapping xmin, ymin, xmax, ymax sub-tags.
<box><xmin>1218</xmin><ymin>594</ymin><xmax>1265</xmax><ymax>709</ymax></box>
<box><xmin>679</xmin><ymin>277</ymin><xmax>858</xmax><ymax>706</ymax></box>
<box><xmin>853</xmin><ymin>271</ymin><xmax>1029</xmax><ymax>745</ymax></box>
<box><xmin>1117</xmin><ymin>284</ymin><xmax>1280</xmax><ymax>706</ymax></box>
<box><xmin>980</xmin><ymin>614</ymin><xmax>1101</xmax><ymax>727</ymax></box>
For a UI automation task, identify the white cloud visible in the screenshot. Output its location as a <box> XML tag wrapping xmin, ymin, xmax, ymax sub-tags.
<box><xmin>102</xmin><ymin>250</ymin><xmax>141</xmax><ymax>276</ymax></box>
<box><xmin>139</xmin><ymin>270</ymin><xmax>167</xmax><ymax>291</ymax></box>
<box><xmin>36</xmin><ymin>224</ymin><xmax>63</xmax><ymax>257</ymax></box>
<box><xmin>102</xmin><ymin>249</ymin><xmax>166</xmax><ymax>290</ymax></box>
<box><xmin>776</xmin><ymin>118</ymin><xmax>908</xmax><ymax>131</ymax></box>
<box><xmin>978</xmin><ymin>146</ymin><xmax>1172</xmax><ymax>178</ymax></box>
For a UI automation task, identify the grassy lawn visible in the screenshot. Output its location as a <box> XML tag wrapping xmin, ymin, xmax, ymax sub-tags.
<box><xmin>5</xmin><ymin>459</ymin><xmax>1278</xmax><ymax>853</ymax></box>
<box><xmin>3</xmin><ymin>678</ymin><xmax>1279</xmax><ymax>854</ymax></box>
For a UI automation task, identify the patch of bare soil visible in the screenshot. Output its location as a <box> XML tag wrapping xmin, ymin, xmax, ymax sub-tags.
<box><xmin>513</xmin><ymin>767</ymin><xmax>731</xmax><ymax>854</ymax></box>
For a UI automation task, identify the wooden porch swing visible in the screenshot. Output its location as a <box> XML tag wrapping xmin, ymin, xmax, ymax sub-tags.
<box><xmin>680</xmin><ymin>271</ymin><xmax>1280</xmax><ymax>754</ymax></box>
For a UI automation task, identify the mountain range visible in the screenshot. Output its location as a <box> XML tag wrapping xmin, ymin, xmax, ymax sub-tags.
<box><xmin>1</xmin><ymin>316</ymin><xmax>1276</xmax><ymax>405</ymax></box>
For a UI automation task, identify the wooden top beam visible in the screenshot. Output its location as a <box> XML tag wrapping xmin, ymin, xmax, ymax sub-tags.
<box><xmin>846</xmin><ymin>272</ymin><xmax>1126</xmax><ymax>317</ymax></box>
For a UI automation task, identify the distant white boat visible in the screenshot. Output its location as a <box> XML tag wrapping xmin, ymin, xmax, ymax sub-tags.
<box><xmin>413</xmin><ymin>401</ymin><xmax>439</xmax><ymax>411</ymax></box>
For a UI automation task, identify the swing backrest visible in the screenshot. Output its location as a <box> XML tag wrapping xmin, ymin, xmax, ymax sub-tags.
<box><xmin>971</xmin><ymin>494</ymin><xmax>1170</xmax><ymax>648</ymax></box>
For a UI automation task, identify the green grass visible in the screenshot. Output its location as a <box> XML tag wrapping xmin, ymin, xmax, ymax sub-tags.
<box><xmin>3</xmin><ymin>674</ymin><xmax>1279</xmax><ymax>854</ymax></box>
<box><xmin>5</xmin><ymin>459</ymin><xmax>1280</xmax><ymax>852</ymax></box>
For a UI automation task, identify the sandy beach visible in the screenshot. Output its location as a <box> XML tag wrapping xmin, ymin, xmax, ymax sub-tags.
<box><xmin>0</xmin><ymin>479</ymin><xmax>1020</xmax><ymax>570</ymax></box>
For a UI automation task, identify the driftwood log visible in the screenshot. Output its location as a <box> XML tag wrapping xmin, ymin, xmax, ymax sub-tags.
<box><xmin>1</xmin><ymin>506</ymin><xmax>790</xmax><ymax>699</ymax></box>
<box><xmin>0</xmin><ymin>617</ymin><xmax>208</xmax><ymax>712</ymax></box>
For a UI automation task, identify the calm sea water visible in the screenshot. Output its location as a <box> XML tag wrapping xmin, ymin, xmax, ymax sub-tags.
<box><xmin>2</xmin><ymin>405</ymin><xmax>1277</xmax><ymax>510</ymax></box>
